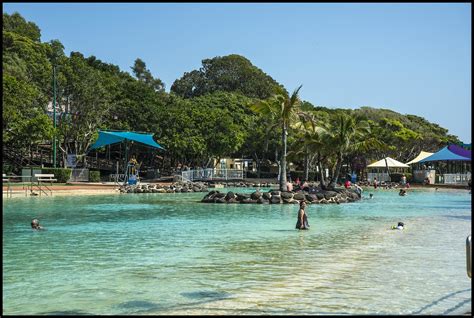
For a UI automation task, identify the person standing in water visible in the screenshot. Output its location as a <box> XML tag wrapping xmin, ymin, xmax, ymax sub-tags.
<box><xmin>296</xmin><ymin>201</ymin><xmax>310</xmax><ymax>230</ymax></box>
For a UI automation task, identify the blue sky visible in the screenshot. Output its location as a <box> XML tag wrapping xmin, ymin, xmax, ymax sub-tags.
<box><xmin>3</xmin><ymin>3</ymin><xmax>471</xmax><ymax>142</ymax></box>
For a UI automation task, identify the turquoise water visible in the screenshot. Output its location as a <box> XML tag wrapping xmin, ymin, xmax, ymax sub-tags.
<box><xmin>2</xmin><ymin>187</ymin><xmax>471</xmax><ymax>315</ymax></box>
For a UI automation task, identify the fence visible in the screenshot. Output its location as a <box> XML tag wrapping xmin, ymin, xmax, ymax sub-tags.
<box><xmin>68</xmin><ymin>168</ymin><xmax>89</xmax><ymax>182</ymax></box>
<box><xmin>181</xmin><ymin>168</ymin><xmax>244</xmax><ymax>182</ymax></box>
<box><xmin>367</xmin><ymin>172</ymin><xmax>390</xmax><ymax>183</ymax></box>
<box><xmin>440</xmin><ymin>173</ymin><xmax>471</xmax><ymax>185</ymax></box>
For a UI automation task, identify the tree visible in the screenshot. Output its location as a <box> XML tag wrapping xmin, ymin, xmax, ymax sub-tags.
<box><xmin>131</xmin><ymin>58</ymin><xmax>165</xmax><ymax>92</ymax></box>
<box><xmin>56</xmin><ymin>52</ymin><xmax>113</xmax><ymax>166</ymax></box>
<box><xmin>3</xmin><ymin>12</ymin><xmax>41</xmax><ymax>42</ymax></box>
<box><xmin>288</xmin><ymin>111</ymin><xmax>328</xmax><ymax>181</ymax></box>
<box><xmin>171</xmin><ymin>54</ymin><xmax>285</xmax><ymax>99</ymax></box>
<box><xmin>326</xmin><ymin>113</ymin><xmax>383</xmax><ymax>189</ymax></box>
<box><xmin>251</xmin><ymin>85</ymin><xmax>303</xmax><ymax>191</ymax></box>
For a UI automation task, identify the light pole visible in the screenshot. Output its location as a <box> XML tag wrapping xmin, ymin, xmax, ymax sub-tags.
<box><xmin>53</xmin><ymin>65</ymin><xmax>57</xmax><ymax>168</ymax></box>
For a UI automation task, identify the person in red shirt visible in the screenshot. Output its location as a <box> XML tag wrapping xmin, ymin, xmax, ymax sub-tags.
<box><xmin>344</xmin><ymin>179</ymin><xmax>352</xmax><ymax>189</ymax></box>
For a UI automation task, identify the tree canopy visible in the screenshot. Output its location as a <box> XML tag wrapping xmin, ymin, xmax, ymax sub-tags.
<box><xmin>2</xmin><ymin>12</ymin><xmax>462</xmax><ymax>178</ymax></box>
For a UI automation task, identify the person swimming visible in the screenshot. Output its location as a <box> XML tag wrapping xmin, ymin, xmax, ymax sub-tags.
<box><xmin>391</xmin><ymin>222</ymin><xmax>404</xmax><ymax>230</ymax></box>
<box><xmin>31</xmin><ymin>218</ymin><xmax>44</xmax><ymax>230</ymax></box>
<box><xmin>399</xmin><ymin>189</ymin><xmax>407</xmax><ymax>196</ymax></box>
<box><xmin>369</xmin><ymin>193</ymin><xmax>373</xmax><ymax>199</ymax></box>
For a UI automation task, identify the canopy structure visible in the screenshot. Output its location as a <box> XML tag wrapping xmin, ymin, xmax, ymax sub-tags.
<box><xmin>447</xmin><ymin>144</ymin><xmax>471</xmax><ymax>159</ymax></box>
<box><xmin>405</xmin><ymin>151</ymin><xmax>434</xmax><ymax>165</ymax></box>
<box><xmin>367</xmin><ymin>157</ymin><xmax>409</xmax><ymax>168</ymax></box>
<box><xmin>419</xmin><ymin>146</ymin><xmax>471</xmax><ymax>163</ymax></box>
<box><xmin>89</xmin><ymin>131</ymin><xmax>165</xmax><ymax>185</ymax></box>
<box><xmin>89</xmin><ymin>131</ymin><xmax>165</xmax><ymax>151</ymax></box>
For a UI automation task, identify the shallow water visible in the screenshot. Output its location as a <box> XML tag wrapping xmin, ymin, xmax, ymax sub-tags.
<box><xmin>2</xmin><ymin>187</ymin><xmax>471</xmax><ymax>315</ymax></box>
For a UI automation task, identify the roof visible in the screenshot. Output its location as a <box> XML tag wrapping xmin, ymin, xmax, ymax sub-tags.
<box><xmin>447</xmin><ymin>144</ymin><xmax>471</xmax><ymax>159</ymax></box>
<box><xmin>367</xmin><ymin>157</ymin><xmax>409</xmax><ymax>168</ymax></box>
<box><xmin>419</xmin><ymin>146</ymin><xmax>470</xmax><ymax>163</ymax></box>
<box><xmin>405</xmin><ymin>151</ymin><xmax>434</xmax><ymax>165</ymax></box>
<box><xmin>89</xmin><ymin>131</ymin><xmax>165</xmax><ymax>151</ymax></box>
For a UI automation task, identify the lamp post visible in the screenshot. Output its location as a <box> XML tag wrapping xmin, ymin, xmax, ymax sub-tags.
<box><xmin>53</xmin><ymin>65</ymin><xmax>57</xmax><ymax>168</ymax></box>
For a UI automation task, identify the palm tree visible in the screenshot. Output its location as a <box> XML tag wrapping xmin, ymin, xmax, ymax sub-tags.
<box><xmin>288</xmin><ymin>111</ymin><xmax>328</xmax><ymax>181</ymax></box>
<box><xmin>326</xmin><ymin>113</ymin><xmax>383</xmax><ymax>189</ymax></box>
<box><xmin>251</xmin><ymin>85</ymin><xmax>303</xmax><ymax>191</ymax></box>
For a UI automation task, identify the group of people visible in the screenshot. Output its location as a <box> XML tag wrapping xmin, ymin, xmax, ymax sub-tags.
<box><xmin>286</xmin><ymin>177</ymin><xmax>309</xmax><ymax>192</ymax></box>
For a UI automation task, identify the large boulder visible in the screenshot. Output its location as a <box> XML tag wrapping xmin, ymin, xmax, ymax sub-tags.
<box><xmin>270</xmin><ymin>190</ymin><xmax>281</xmax><ymax>196</ymax></box>
<box><xmin>250</xmin><ymin>191</ymin><xmax>262</xmax><ymax>200</ymax></box>
<box><xmin>256</xmin><ymin>197</ymin><xmax>268</xmax><ymax>204</ymax></box>
<box><xmin>236</xmin><ymin>193</ymin><xmax>250</xmax><ymax>201</ymax></box>
<box><xmin>225</xmin><ymin>191</ymin><xmax>236</xmax><ymax>201</ymax></box>
<box><xmin>262</xmin><ymin>192</ymin><xmax>272</xmax><ymax>200</ymax></box>
<box><xmin>324</xmin><ymin>191</ymin><xmax>338</xmax><ymax>200</ymax></box>
<box><xmin>281</xmin><ymin>191</ymin><xmax>293</xmax><ymax>199</ymax></box>
<box><xmin>241</xmin><ymin>198</ymin><xmax>257</xmax><ymax>204</ymax></box>
<box><xmin>270</xmin><ymin>195</ymin><xmax>281</xmax><ymax>204</ymax></box>
<box><xmin>293</xmin><ymin>192</ymin><xmax>306</xmax><ymax>201</ymax></box>
<box><xmin>306</xmin><ymin>194</ymin><xmax>318</xmax><ymax>202</ymax></box>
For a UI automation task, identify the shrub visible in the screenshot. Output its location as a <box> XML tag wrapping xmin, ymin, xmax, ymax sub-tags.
<box><xmin>42</xmin><ymin>168</ymin><xmax>72</xmax><ymax>183</ymax></box>
<box><xmin>89</xmin><ymin>170</ymin><xmax>101</xmax><ymax>182</ymax></box>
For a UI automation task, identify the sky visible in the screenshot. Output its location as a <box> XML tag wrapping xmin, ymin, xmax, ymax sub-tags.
<box><xmin>3</xmin><ymin>3</ymin><xmax>472</xmax><ymax>142</ymax></box>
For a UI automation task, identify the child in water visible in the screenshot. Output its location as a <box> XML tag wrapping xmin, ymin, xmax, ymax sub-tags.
<box><xmin>391</xmin><ymin>222</ymin><xmax>404</xmax><ymax>230</ymax></box>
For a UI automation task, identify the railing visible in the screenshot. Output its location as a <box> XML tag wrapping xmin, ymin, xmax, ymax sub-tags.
<box><xmin>442</xmin><ymin>173</ymin><xmax>471</xmax><ymax>185</ymax></box>
<box><xmin>3</xmin><ymin>175</ymin><xmax>32</xmax><ymax>197</ymax></box>
<box><xmin>367</xmin><ymin>172</ymin><xmax>390</xmax><ymax>183</ymax></box>
<box><xmin>181</xmin><ymin>168</ymin><xmax>244</xmax><ymax>181</ymax></box>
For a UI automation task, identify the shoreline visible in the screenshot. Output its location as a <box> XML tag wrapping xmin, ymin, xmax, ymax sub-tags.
<box><xmin>2</xmin><ymin>181</ymin><xmax>470</xmax><ymax>199</ymax></box>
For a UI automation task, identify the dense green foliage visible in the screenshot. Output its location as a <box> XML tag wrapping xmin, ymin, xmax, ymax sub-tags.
<box><xmin>171</xmin><ymin>54</ymin><xmax>285</xmax><ymax>99</ymax></box>
<box><xmin>3</xmin><ymin>12</ymin><xmax>461</xmax><ymax>182</ymax></box>
<box><xmin>41</xmin><ymin>168</ymin><xmax>72</xmax><ymax>183</ymax></box>
<box><xmin>89</xmin><ymin>170</ymin><xmax>101</xmax><ymax>182</ymax></box>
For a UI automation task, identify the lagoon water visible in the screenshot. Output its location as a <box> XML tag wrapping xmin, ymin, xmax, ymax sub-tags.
<box><xmin>2</xmin><ymin>187</ymin><xmax>471</xmax><ymax>315</ymax></box>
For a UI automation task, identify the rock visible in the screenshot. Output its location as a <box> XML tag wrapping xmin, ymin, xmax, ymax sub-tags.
<box><xmin>283</xmin><ymin>198</ymin><xmax>295</xmax><ymax>204</ymax></box>
<box><xmin>215</xmin><ymin>197</ymin><xmax>226</xmax><ymax>203</ymax></box>
<box><xmin>324</xmin><ymin>191</ymin><xmax>338</xmax><ymax>200</ymax></box>
<box><xmin>256</xmin><ymin>197</ymin><xmax>268</xmax><ymax>204</ymax></box>
<box><xmin>271</xmin><ymin>190</ymin><xmax>281</xmax><ymax>196</ymax></box>
<box><xmin>236</xmin><ymin>193</ymin><xmax>250</xmax><ymax>201</ymax></box>
<box><xmin>315</xmin><ymin>192</ymin><xmax>325</xmax><ymax>200</ymax></box>
<box><xmin>241</xmin><ymin>198</ymin><xmax>257</xmax><ymax>204</ymax></box>
<box><xmin>225</xmin><ymin>191</ymin><xmax>236</xmax><ymax>201</ymax></box>
<box><xmin>262</xmin><ymin>192</ymin><xmax>272</xmax><ymax>200</ymax></box>
<box><xmin>306</xmin><ymin>194</ymin><xmax>318</xmax><ymax>202</ymax></box>
<box><xmin>293</xmin><ymin>192</ymin><xmax>306</xmax><ymax>200</ymax></box>
<box><xmin>270</xmin><ymin>196</ymin><xmax>281</xmax><ymax>204</ymax></box>
<box><xmin>215</xmin><ymin>192</ymin><xmax>226</xmax><ymax>198</ymax></box>
<box><xmin>281</xmin><ymin>191</ymin><xmax>293</xmax><ymax>199</ymax></box>
<box><xmin>250</xmin><ymin>191</ymin><xmax>262</xmax><ymax>200</ymax></box>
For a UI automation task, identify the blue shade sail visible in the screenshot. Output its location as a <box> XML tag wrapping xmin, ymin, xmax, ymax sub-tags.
<box><xmin>419</xmin><ymin>146</ymin><xmax>471</xmax><ymax>163</ymax></box>
<box><xmin>89</xmin><ymin>131</ymin><xmax>165</xmax><ymax>151</ymax></box>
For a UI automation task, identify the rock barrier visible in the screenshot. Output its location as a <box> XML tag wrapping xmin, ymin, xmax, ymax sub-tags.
<box><xmin>119</xmin><ymin>181</ymin><xmax>208</xmax><ymax>194</ymax></box>
<box><xmin>201</xmin><ymin>188</ymin><xmax>361</xmax><ymax>204</ymax></box>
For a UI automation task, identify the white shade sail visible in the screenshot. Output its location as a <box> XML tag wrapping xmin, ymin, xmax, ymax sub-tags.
<box><xmin>367</xmin><ymin>157</ymin><xmax>409</xmax><ymax>168</ymax></box>
<box><xmin>405</xmin><ymin>151</ymin><xmax>434</xmax><ymax>165</ymax></box>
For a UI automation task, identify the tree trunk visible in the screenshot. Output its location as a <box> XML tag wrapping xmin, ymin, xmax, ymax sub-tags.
<box><xmin>318</xmin><ymin>160</ymin><xmax>326</xmax><ymax>189</ymax></box>
<box><xmin>280</xmin><ymin>124</ymin><xmax>288</xmax><ymax>191</ymax></box>
<box><xmin>328</xmin><ymin>153</ymin><xmax>343</xmax><ymax>190</ymax></box>
<box><xmin>304</xmin><ymin>148</ymin><xmax>309</xmax><ymax>181</ymax></box>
